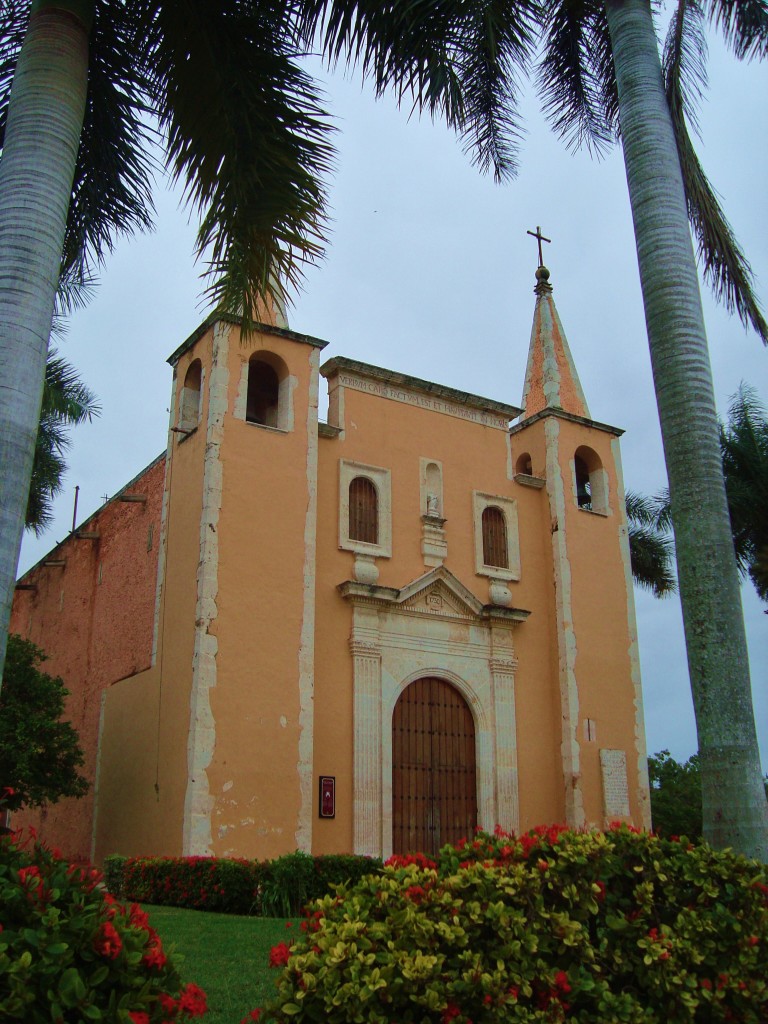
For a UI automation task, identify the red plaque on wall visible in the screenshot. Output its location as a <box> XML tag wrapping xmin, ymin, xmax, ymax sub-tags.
<box><xmin>319</xmin><ymin>776</ymin><xmax>335</xmax><ymax>818</ymax></box>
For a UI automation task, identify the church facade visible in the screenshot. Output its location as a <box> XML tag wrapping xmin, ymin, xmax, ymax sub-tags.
<box><xmin>10</xmin><ymin>267</ymin><xmax>651</xmax><ymax>864</ymax></box>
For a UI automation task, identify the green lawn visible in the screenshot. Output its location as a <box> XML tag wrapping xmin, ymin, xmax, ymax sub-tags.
<box><xmin>142</xmin><ymin>905</ymin><xmax>296</xmax><ymax>1024</ymax></box>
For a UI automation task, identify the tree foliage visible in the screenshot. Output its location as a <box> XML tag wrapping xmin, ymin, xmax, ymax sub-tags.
<box><xmin>720</xmin><ymin>384</ymin><xmax>768</xmax><ymax>602</ymax></box>
<box><xmin>26</xmin><ymin>351</ymin><xmax>99</xmax><ymax>537</ymax></box>
<box><xmin>648</xmin><ymin>749</ymin><xmax>703</xmax><ymax>841</ymax></box>
<box><xmin>625</xmin><ymin>490</ymin><xmax>676</xmax><ymax>598</ymax></box>
<box><xmin>0</xmin><ymin>634</ymin><xmax>88</xmax><ymax>811</ymax></box>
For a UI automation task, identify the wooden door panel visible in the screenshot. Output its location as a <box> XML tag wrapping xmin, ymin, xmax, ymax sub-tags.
<box><xmin>392</xmin><ymin>677</ymin><xmax>477</xmax><ymax>855</ymax></box>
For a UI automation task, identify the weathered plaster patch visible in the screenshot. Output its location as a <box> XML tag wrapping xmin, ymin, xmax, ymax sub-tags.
<box><xmin>90</xmin><ymin>692</ymin><xmax>107</xmax><ymax>864</ymax></box>
<box><xmin>295</xmin><ymin>350</ymin><xmax>320</xmax><ymax>852</ymax></box>
<box><xmin>152</xmin><ymin>376</ymin><xmax>177</xmax><ymax>666</ymax></box>
<box><xmin>611</xmin><ymin>437</ymin><xmax>651</xmax><ymax>828</ymax></box>
<box><xmin>182</xmin><ymin>321</ymin><xmax>229</xmax><ymax>855</ymax></box>
<box><xmin>280</xmin><ymin>715</ymin><xmax>287</xmax><ymax>728</ymax></box>
<box><xmin>223</xmin><ymin>780</ymin><xmax>233</xmax><ymax>792</ymax></box>
<box><xmin>545</xmin><ymin>417</ymin><xmax>584</xmax><ymax>827</ymax></box>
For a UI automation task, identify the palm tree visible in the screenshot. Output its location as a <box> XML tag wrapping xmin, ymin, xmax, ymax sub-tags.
<box><xmin>0</xmin><ymin>0</ymin><xmax>337</xmax><ymax>680</ymax></box>
<box><xmin>720</xmin><ymin>384</ymin><xmax>768</xmax><ymax>603</ymax></box>
<box><xmin>26</xmin><ymin>351</ymin><xmax>100</xmax><ymax>537</ymax></box>
<box><xmin>313</xmin><ymin>0</ymin><xmax>768</xmax><ymax>857</ymax></box>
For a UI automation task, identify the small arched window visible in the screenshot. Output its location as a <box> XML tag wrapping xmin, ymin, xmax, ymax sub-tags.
<box><xmin>349</xmin><ymin>477</ymin><xmax>378</xmax><ymax>544</ymax></box>
<box><xmin>246</xmin><ymin>358</ymin><xmax>280</xmax><ymax>426</ymax></box>
<box><xmin>482</xmin><ymin>506</ymin><xmax>508</xmax><ymax>568</ymax></box>
<box><xmin>179</xmin><ymin>359</ymin><xmax>202</xmax><ymax>432</ymax></box>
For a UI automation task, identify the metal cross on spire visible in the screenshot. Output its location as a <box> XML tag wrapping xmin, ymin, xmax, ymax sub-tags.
<box><xmin>527</xmin><ymin>225</ymin><xmax>551</xmax><ymax>267</ymax></box>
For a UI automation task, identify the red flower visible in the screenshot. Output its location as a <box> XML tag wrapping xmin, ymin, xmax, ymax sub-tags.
<box><xmin>158</xmin><ymin>994</ymin><xmax>177</xmax><ymax>1018</ymax></box>
<box><xmin>128</xmin><ymin>1014</ymin><xmax>150</xmax><ymax>1024</ymax></box>
<box><xmin>178</xmin><ymin>982</ymin><xmax>208</xmax><ymax>1017</ymax></box>
<box><xmin>93</xmin><ymin>921</ymin><xmax>123</xmax><ymax>960</ymax></box>
<box><xmin>240</xmin><ymin>1012</ymin><xmax>261</xmax><ymax>1024</ymax></box>
<box><xmin>142</xmin><ymin>940</ymin><xmax>167</xmax><ymax>970</ymax></box>
<box><xmin>554</xmin><ymin>971</ymin><xmax>571</xmax><ymax>993</ymax></box>
<box><xmin>269</xmin><ymin>942</ymin><xmax>292</xmax><ymax>968</ymax></box>
<box><xmin>441</xmin><ymin>1004</ymin><xmax>461</xmax><ymax>1024</ymax></box>
<box><xmin>594</xmin><ymin>880</ymin><xmax>606</xmax><ymax>902</ymax></box>
<box><xmin>482</xmin><ymin>995</ymin><xmax>493</xmax><ymax>1006</ymax></box>
<box><xmin>701</xmin><ymin>979</ymin><xmax>712</xmax><ymax>990</ymax></box>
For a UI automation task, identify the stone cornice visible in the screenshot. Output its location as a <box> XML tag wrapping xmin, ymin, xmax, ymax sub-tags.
<box><xmin>510</xmin><ymin>406</ymin><xmax>624</xmax><ymax>438</ymax></box>
<box><xmin>167</xmin><ymin>314</ymin><xmax>329</xmax><ymax>366</ymax></box>
<box><xmin>321</xmin><ymin>356</ymin><xmax>521</xmax><ymax>425</ymax></box>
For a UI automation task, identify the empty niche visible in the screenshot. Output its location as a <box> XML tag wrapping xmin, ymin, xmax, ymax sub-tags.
<box><xmin>515</xmin><ymin>452</ymin><xmax>533</xmax><ymax>476</ymax></box>
<box><xmin>574</xmin><ymin>445</ymin><xmax>608</xmax><ymax>513</ymax></box>
<box><xmin>178</xmin><ymin>359</ymin><xmax>202</xmax><ymax>433</ymax></box>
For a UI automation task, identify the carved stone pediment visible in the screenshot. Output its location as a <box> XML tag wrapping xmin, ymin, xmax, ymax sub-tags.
<box><xmin>338</xmin><ymin>566</ymin><xmax>530</xmax><ymax>623</ymax></box>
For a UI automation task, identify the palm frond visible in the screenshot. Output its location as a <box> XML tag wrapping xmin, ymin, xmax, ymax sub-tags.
<box><xmin>26</xmin><ymin>353</ymin><xmax>99</xmax><ymax>536</ymax></box>
<box><xmin>60</xmin><ymin>0</ymin><xmax>156</xmax><ymax>285</ymax></box>
<box><xmin>720</xmin><ymin>383</ymin><xmax>768</xmax><ymax>594</ymax></box>
<box><xmin>537</xmin><ymin>0</ymin><xmax>616</xmax><ymax>154</ymax></box>
<box><xmin>142</xmin><ymin>0</ymin><xmax>334</xmax><ymax>325</ymax></box>
<box><xmin>300</xmin><ymin>0</ymin><xmax>539</xmax><ymax>183</ymax></box>
<box><xmin>625</xmin><ymin>490</ymin><xmax>677</xmax><ymax>597</ymax></box>
<box><xmin>452</xmin><ymin>0</ymin><xmax>539</xmax><ymax>182</ymax></box>
<box><xmin>664</xmin><ymin>0</ymin><xmax>768</xmax><ymax>343</ymax></box>
<box><xmin>705</xmin><ymin>0</ymin><xmax>768</xmax><ymax>58</ymax></box>
<box><xmin>41</xmin><ymin>351</ymin><xmax>101</xmax><ymax>428</ymax></box>
<box><xmin>628</xmin><ymin>522</ymin><xmax>677</xmax><ymax>597</ymax></box>
<box><xmin>0</xmin><ymin>0</ymin><xmax>27</xmax><ymax>152</ymax></box>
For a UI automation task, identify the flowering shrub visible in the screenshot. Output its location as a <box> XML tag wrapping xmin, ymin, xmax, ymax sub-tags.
<box><xmin>0</xmin><ymin>827</ymin><xmax>207</xmax><ymax>1022</ymax></box>
<box><xmin>259</xmin><ymin>826</ymin><xmax>768</xmax><ymax>1024</ymax></box>
<box><xmin>122</xmin><ymin>855</ymin><xmax>265</xmax><ymax>914</ymax></box>
<box><xmin>117</xmin><ymin>852</ymin><xmax>382</xmax><ymax>917</ymax></box>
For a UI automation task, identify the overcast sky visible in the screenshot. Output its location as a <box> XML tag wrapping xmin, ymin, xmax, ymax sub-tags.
<box><xmin>17</xmin><ymin>28</ymin><xmax>767</xmax><ymax>767</ymax></box>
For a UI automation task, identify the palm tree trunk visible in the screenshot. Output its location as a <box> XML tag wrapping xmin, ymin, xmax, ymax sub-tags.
<box><xmin>604</xmin><ymin>0</ymin><xmax>768</xmax><ymax>858</ymax></box>
<box><xmin>0</xmin><ymin>2</ymin><xmax>91</xmax><ymax>684</ymax></box>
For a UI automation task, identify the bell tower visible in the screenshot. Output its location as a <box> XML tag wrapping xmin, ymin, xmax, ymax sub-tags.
<box><xmin>512</xmin><ymin>254</ymin><xmax>651</xmax><ymax>831</ymax></box>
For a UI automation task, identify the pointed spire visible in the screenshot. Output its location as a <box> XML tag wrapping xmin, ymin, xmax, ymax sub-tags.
<box><xmin>520</xmin><ymin>263</ymin><xmax>590</xmax><ymax>419</ymax></box>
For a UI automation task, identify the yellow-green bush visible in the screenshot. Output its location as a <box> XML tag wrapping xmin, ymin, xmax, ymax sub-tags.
<box><xmin>261</xmin><ymin>826</ymin><xmax>767</xmax><ymax>1024</ymax></box>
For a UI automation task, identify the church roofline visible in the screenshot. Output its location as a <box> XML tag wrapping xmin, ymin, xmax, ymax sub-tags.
<box><xmin>510</xmin><ymin>406</ymin><xmax>624</xmax><ymax>437</ymax></box>
<box><xmin>167</xmin><ymin>313</ymin><xmax>330</xmax><ymax>367</ymax></box>
<box><xmin>15</xmin><ymin>450</ymin><xmax>167</xmax><ymax>584</ymax></box>
<box><xmin>321</xmin><ymin>356</ymin><xmax>522</xmax><ymax>420</ymax></box>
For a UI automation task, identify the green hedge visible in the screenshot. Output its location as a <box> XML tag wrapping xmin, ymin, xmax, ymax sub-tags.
<box><xmin>112</xmin><ymin>851</ymin><xmax>382</xmax><ymax>916</ymax></box>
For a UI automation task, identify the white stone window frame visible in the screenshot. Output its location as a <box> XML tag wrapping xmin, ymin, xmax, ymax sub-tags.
<box><xmin>472</xmin><ymin>491</ymin><xmax>521</xmax><ymax>582</ymax></box>
<box><xmin>339</xmin><ymin>460</ymin><xmax>392</xmax><ymax>558</ymax></box>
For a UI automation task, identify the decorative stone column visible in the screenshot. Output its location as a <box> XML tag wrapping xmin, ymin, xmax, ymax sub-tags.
<box><xmin>490</xmin><ymin>654</ymin><xmax>520</xmax><ymax>833</ymax></box>
<box><xmin>351</xmin><ymin>638</ymin><xmax>383</xmax><ymax>856</ymax></box>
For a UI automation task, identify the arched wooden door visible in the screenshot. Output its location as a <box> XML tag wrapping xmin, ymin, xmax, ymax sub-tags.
<box><xmin>392</xmin><ymin>677</ymin><xmax>477</xmax><ymax>855</ymax></box>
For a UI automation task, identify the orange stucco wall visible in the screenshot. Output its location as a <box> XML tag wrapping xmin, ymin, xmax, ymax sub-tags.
<box><xmin>9</xmin><ymin>455</ymin><xmax>166</xmax><ymax>862</ymax></box>
<box><xmin>13</xmin><ymin>314</ymin><xmax>648</xmax><ymax>865</ymax></box>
